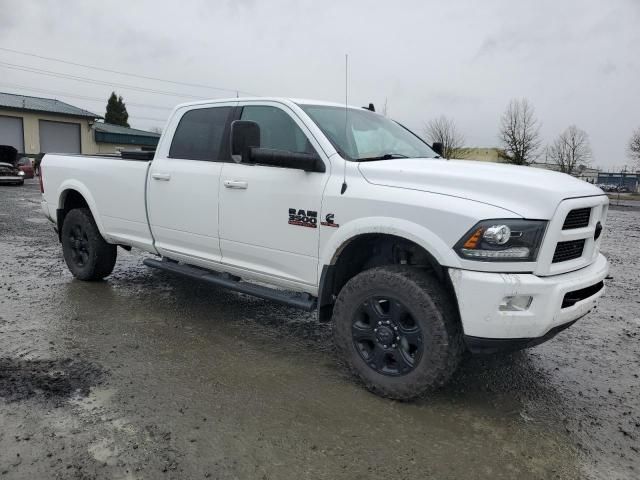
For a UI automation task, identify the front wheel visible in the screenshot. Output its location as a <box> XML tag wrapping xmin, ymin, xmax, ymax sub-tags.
<box><xmin>61</xmin><ymin>208</ymin><xmax>117</xmax><ymax>281</ymax></box>
<box><xmin>332</xmin><ymin>266</ymin><xmax>463</xmax><ymax>400</ymax></box>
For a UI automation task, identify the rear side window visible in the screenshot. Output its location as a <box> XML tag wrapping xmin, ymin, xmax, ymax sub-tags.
<box><xmin>240</xmin><ymin>106</ymin><xmax>315</xmax><ymax>154</ymax></box>
<box><xmin>169</xmin><ymin>107</ymin><xmax>231</xmax><ymax>161</ymax></box>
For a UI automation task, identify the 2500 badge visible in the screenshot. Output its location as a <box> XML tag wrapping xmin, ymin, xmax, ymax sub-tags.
<box><xmin>288</xmin><ymin>208</ymin><xmax>318</xmax><ymax>228</ymax></box>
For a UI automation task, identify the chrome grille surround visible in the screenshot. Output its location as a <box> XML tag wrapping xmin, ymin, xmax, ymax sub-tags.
<box><xmin>534</xmin><ymin>196</ymin><xmax>608</xmax><ymax>276</ymax></box>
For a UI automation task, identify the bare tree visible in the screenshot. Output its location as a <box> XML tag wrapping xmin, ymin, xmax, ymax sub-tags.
<box><xmin>423</xmin><ymin>115</ymin><xmax>467</xmax><ymax>159</ymax></box>
<box><xmin>628</xmin><ymin>127</ymin><xmax>640</xmax><ymax>167</ymax></box>
<box><xmin>547</xmin><ymin>125</ymin><xmax>592</xmax><ymax>174</ymax></box>
<box><xmin>498</xmin><ymin>98</ymin><xmax>541</xmax><ymax>165</ymax></box>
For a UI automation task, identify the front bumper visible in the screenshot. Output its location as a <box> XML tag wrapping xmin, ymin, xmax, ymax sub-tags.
<box><xmin>448</xmin><ymin>253</ymin><xmax>609</xmax><ymax>347</ymax></box>
<box><xmin>0</xmin><ymin>175</ymin><xmax>25</xmax><ymax>184</ymax></box>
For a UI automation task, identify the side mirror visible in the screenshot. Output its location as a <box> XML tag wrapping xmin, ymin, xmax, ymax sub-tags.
<box><xmin>231</xmin><ymin>120</ymin><xmax>260</xmax><ymax>162</ymax></box>
<box><xmin>248</xmin><ymin>148</ymin><xmax>325</xmax><ymax>173</ymax></box>
<box><xmin>432</xmin><ymin>142</ymin><xmax>444</xmax><ymax>157</ymax></box>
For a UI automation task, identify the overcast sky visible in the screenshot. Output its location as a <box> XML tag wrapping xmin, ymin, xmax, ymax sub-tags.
<box><xmin>1</xmin><ymin>0</ymin><xmax>638</xmax><ymax>169</ymax></box>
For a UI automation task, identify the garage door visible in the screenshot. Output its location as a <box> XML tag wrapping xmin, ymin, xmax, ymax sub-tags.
<box><xmin>0</xmin><ymin>115</ymin><xmax>24</xmax><ymax>152</ymax></box>
<box><xmin>39</xmin><ymin>120</ymin><xmax>81</xmax><ymax>153</ymax></box>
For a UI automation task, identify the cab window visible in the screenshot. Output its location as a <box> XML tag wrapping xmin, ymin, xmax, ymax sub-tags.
<box><xmin>169</xmin><ymin>107</ymin><xmax>231</xmax><ymax>161</ymax></box>
<box><xmin>240</xmin><ymin>106</ymin><xmax>315</xmax><ymax>154</ymax></box>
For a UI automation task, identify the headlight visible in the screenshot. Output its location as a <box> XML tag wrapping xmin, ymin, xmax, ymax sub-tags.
<box><xmin>17</xmin><ymin>170</ymin><xmax>25</xmax><ymax>176</ymax></box>
<box><xmin>454</xmin><ymin>219</ymin><xmax>547</xmax><ymax>262</ymax></box>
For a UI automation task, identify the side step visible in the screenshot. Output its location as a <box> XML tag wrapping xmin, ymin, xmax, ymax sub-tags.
<box><xmin>143</xmin><ymin>258</ymin><xmax>317</xmax><ymax>311</ymax></box>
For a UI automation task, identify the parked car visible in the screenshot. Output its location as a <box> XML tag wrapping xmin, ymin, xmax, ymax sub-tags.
<box><xmin>599</xmin><ymin>184</ymin><xmax>619</xmax><ymax>192</ymax></box>
<box><xmin>17</xmin><ymin>156</ymin><xmax>34</xmax><ymax>179</ymax></box>
<box><xmin>0</xmin><ymin>145</ymin><xmax>25</xmax><ymax>186</ymax></box>
<box><xmin>40</xmin><ymin>97</ymin><xmax>609</xmax><ymax>400</ymax></box>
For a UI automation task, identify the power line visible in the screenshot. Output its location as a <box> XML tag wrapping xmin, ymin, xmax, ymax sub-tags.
<box><xmin>0</xmin><ymin>83</ymin><xmax>169</xmax><ymax>123</ymax></box>
<box><xmin>0</xmin><ymin>61</ymin><xmax>210</xmax><ymax>100</ymax></box>
<box><xmin>0</xmin><ymin>83</ymin><xmax>167</xmax><ymax>123</ymax></box>
<box><xmin>0</xmin><ymin>46</ymin><xmax>256</xmax><ymax>96</ymax></box>
<box><xmin>0</xmin><ymin>82</ymin><xmax>173</xmax><ymax>111</ymax></box>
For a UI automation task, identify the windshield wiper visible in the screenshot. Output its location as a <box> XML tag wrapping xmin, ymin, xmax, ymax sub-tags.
<box><xmin>356</xmin><ymin>153</ymin><xmax>409</xmax><ymax>162</ymax></box>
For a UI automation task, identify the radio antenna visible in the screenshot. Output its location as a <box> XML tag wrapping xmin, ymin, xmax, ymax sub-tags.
<box><xmin>341</xmin><ymin>54</ymin><xmax>348</xmax><ymax>195</ymax></box>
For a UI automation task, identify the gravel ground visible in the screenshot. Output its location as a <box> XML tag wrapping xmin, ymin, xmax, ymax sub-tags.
<box><xmin>0</xmin><ymin>180</ymin><xmax>638</xmax><ymax>479</ymax></box>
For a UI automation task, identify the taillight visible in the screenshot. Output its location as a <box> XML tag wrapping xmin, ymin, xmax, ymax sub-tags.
<box><xmin>39</xmin><ymin>165</ymin><xmax>44</xmax><ymax>193</ymax></box>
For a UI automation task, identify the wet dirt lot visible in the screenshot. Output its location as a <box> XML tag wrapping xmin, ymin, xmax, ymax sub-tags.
<box><xmin>1</xmin><ymin>180</ymin><xmax>638</xmax><ymax>480</ymax></box>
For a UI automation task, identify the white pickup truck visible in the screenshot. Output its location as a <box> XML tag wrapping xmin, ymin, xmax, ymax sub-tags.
<box><xmin>40</xmin><ymin>98</ymin><xmax>609</xmax><ymax>399</ymax></box>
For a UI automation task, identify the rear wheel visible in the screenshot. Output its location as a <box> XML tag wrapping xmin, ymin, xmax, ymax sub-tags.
<box><xmin>332</xmin><ymin>265</ymin><xmax>463</xmax><ymax>400</ymax></box>
<box><xmin>61</xmin><ymin>208</ymin><xmax>117</xmax><ymax>281</ymax></box>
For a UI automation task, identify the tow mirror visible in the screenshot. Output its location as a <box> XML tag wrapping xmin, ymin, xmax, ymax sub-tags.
<box><xmin>230</xmin><ymin>120</ymin><xmax>324</xmax><ymax>172</ymax></box>
<box><xmin>432</xmin><ymin>142</ymin><xmax>444</xmax><ymax>157</ymax></box>
<box><xmin>247</xmin><ymin>148</ymin><xmax>325</xmax><ymax>173</ymax></box>
<box><xmin>231</xmin><ymin>120</ymin><xmax>260</xmax><ymax>163</ymax></box>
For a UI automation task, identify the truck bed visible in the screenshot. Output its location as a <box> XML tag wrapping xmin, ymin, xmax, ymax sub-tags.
<box><xmin>42</xmin><ymin>153</ymin><xmax>155</xmax><ymax>252</ymax></box>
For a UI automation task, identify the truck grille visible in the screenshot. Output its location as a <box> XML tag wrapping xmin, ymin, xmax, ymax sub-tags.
<box><xmin>563</xmin><ymin>208</ymin><xmax>591</xmax><ymax>230</ymax></box>
<box><xmin>536</xmin><ymin>197</ymin><xmax>607</xmax><ymax>275</ymax></box>
<box><xmin>552</xmin><ymin>239</ymin><xmax>586</xmax><ymax>263</ymax></box>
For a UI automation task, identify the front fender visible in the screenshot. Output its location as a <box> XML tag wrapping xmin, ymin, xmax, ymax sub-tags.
<box><xmin>319</xmin><ymin>216</ymin><xmax>462</xmax><ymax>269</ymax></box>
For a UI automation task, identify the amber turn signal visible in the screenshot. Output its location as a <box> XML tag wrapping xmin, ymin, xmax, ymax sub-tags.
<box><xmin>463</xmin><ymin>227</ymin><xmax>484</xmax><ymax>249</ymax></box>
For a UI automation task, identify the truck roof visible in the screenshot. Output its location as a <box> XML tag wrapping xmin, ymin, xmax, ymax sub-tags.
<box><xmin>173</xmin><ymin>97</ymin><xmax>370</xmax><ymax>112</ymax></box>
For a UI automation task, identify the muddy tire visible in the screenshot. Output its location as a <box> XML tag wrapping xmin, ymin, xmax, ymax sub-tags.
<box><xmin>333</xmin><ymin>265</ymin><xmax>463</xmax><ymax>400</ymax></box>
<box><xmin>61</xmin><ymin>208</ymin><xmax>117</xmax><ymax>281</ymax></box>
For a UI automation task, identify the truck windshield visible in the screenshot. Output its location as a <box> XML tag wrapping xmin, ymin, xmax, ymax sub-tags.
<box><xmin>299</xmin><ymin>105</ymin><xmax>438</xmax><ymax>161</ymax></box>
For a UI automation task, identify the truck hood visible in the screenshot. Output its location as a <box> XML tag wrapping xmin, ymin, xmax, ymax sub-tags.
<box><xmin>358</xmin><ymin>158</ymin><xmax>605</xmax><ymax>219</ymax></box>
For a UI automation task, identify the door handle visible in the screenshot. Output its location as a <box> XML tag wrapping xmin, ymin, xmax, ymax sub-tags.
<box><xmin>151</xmin><ymin>173</ymin><xmax>171</xmax><ymax>181</ymax></box>
<box><xmin>223</xmin><ymin>180</ymin><xmax>248</xmax><ymax>189</ymax></box>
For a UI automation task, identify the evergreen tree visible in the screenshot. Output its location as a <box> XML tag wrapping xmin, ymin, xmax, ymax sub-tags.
<box><xmin>104</xmin><ymin>92</ymin><xmax>130</xmax><ymax>127</ymax></box>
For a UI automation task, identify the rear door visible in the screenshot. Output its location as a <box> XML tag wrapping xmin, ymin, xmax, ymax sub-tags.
<box><xmin>219</xmin><ymin>102</ymin><xmax>330</xmax><ymax>287</ymax></box>
<box><xmin>147</xmin><ymin>102</ymin><xmax>236</xmax><ymax>266</ymax></box>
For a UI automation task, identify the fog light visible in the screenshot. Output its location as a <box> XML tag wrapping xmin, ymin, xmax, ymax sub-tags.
<box><xmin>499</xmin><ymin>295</ymin><xmax>533</xmax><ymax>312</ymax></box>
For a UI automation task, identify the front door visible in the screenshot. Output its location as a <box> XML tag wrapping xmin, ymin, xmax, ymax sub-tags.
<box><xmin>219</xmin><ymin>103</ymin><xmax>330</xmax><ymax>287</ymax></box>
<box><xmin>147</xmin><ymin>103</ymin><xmax>235</xmax><ymax>265</ymax></box>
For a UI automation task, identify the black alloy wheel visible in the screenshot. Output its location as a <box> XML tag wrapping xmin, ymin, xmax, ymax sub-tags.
<box><xmin>67</xmin><ymin>223</ymin><xmax>91</xmax><ymax>268</ymax></box>
<box><xmin>61</xmin><ymin>208</ymin><xmax>117</xmax><ymax>281</ymax></box>
<box><xmin>352</xmin><ymin>296</ymin><xmax>423</xmax><ymax>376</ymax></box>
<box><xmin>332</xmin><ymin>266</ymin><xmax>463</xmax><ymax>400</ymax></box>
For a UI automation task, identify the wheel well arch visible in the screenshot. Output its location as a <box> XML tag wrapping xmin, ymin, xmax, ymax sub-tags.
<box><xmin>55</xmin><ymin>189</ymin><xmax>91</xmax><ymax>241</ymax></box>
<box><xmin>60</xmin><ymin>188</ymin><xmax>89</xmax><ymax>211</ymax></box>
<box><xmin>317</xmin><ymin>233</ymin><xmax>450</xmax><ymax>322</ymax></box>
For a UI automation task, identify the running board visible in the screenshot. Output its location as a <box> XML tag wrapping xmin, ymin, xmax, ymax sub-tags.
<box><xmin>143</xmin><ymin>258</ymin><xmax>317</xmax><ymax>311</ymax></box>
